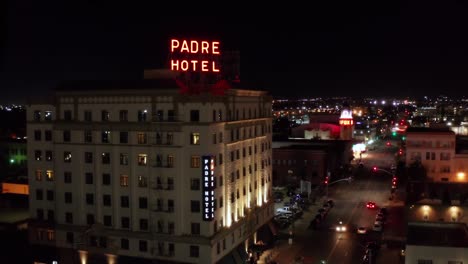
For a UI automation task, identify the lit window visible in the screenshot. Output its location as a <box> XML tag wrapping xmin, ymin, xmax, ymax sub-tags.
<box><xmin>35</xmin><ymin>170</ymin><xmax>42</xmax><ymax>181</ymax></box>
<box><xmin>167</xmin><ymin>155</ymin><xmax>174</xmax><ymax>168</ymax></box>
<box><xmin>137</xmin><ymin>132</ymin><xmax>147</xmax><ymax>144</ymax></box>
<box><xmin>64</xmin><ymin>152</ymin><xmax>72</xmax><ymax>163</ymax></box>
<box><xmin>120</xmin><ymin>175</ymin><xmax>129</xmax><ymax>187</ymax></box>
<box><xmin>46</xmin><ymin>170</ymin><xmax>54</xmax><ymax>181</ymax></box>
<box><xmin>138</xmin><ymin>175</ymin><xmax>147</xmax><ymax>187</ymax></box>
<box><xmin>138</xmin><ymin>154</ymin><xmax>147</xmax><ymax>166</ymax></box>
<box><xmin>191</xmin><ymin>156</ymin><xmax>201</xmax><ymax>168</ymax></box>
<box><xmin>47</xmin><ymin>229</ymin><xmax>55</xmax><ymax>241</ymax></box>
<box><xmin>191</xmin><ymin>133</ymin><xmax>200</xmax><ymax>145</ymax></box>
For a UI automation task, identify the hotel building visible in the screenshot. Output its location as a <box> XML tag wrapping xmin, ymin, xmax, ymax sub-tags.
<box><xmin>27</xmin><ymin>78</ymin><xmax>274</xmax><ymax>264</ymax></box>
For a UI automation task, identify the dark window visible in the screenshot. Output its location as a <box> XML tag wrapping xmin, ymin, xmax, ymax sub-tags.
<box><xmin>103</xmin><ymin>195</ymin><xmax>111</xmax><ymax>206</ymax></box>
<box><xmin>119</xmin><ymin>110</ymin><xmax>128</xmax><ymax>121</ymax></box>
<box><xmin>44</xmin><ymin>151</ymin><xmax>52</xmax><ymax>161</ymax></box>
<box><xmin>102</xmin><ymin>152</ymin><xmax>110</xmax><ymax>164</ymax></box>
<box><xmin>47</xmin><ymin>210</ymin><xmax>54</xmax><ymax>221</ymax></box>
<box><xmin>156</xmin><ymin>110</ymin><xmax>163</xmax><ymax>121</ymax></box>
<box><xmin>190</xmin><ymin>110</ymin><xmax>200</xmax><ymax>122</ymax></box>
<box><xmin>46</xmin><ymin>190</ymin><xmax>54</xmax><ymax>201</ymax></box>
<box><xmin>139</xmin><ymin>197</ymin><xmax>148</xmax><ymax>209</ymax></box>
<box><xmin>139</xmin><ymin>240</ymin><xmax>148</xmax><ymax>252</ymax></box>
<box><xmin>84</xmin><ymin>152</ymin><xmax>93</xmax><ymax>163</ymax></box>
<box><xmin>86</xmin><ymin>214</ymin><xmax>94</xmax><ymax>225</ymax></box>
<box><xmin>168</xmin><ymin>110</ymin><xmax>175</xmax><ymax>121</ymax></box>
<box><xmin>85</xmin><ymin>173</ymin><xmax>93</xmax><ymax>184</ymax></box>
<box><xmin>37</xmin><ymin>209</ymin><xmax>44</xmax><ymax>220</ymax></box>
<box><xmin>191</xmin><ymin>200</ymin><xmax>200</xmax><ymax>212</ymax></box>
<box><xmin>137</xmin><ymin>110</ymin><xmax>147</xmax><ymax>122</ymax></box>
<box><xmin>103</xmin><ymin>215</ymin><xmax>112</xmax><ymax>226</ymax></box>
<box><xmin>86</xmin><ymin>193</ymin><xmax>94</xmax><ymax>205</ymax></box>
<box><xmin>119</xmin><ymin>132</ymin><xmax>128</xmax><ymax>143</ymax></box>
<box><xmin>191</xmin><ymin>223</ymin><xmax>200</xmax><ymax>235</ymax></box>
<box><xmin>84</xmin><ymin>111</ymin><xmax>92</xmax><ymax>121</ymax></box>
<box><xmin>121</xmin><ymin>196</ymin><xmax>129</xmax><ymax>208</ymax></box>
<box><xmin>121</xmin><ymin>217</ymin><xmax>130</xmax><ymax>228</ymax></box>
<box><xmin>63</xmin><ymin>130</ymin><xmax>71</xmax><ymax>142</ymax></box>
<box><xmin>64</xmin><ymin>171</ymin><xmax>72</xmax><ymax>183</ymax></box>
<box><xmin>121</xmin><ymin>238</ymin><xmax>129</xmax><ymax>249</ymax></box>
<box><xmin>190</xmin><ymin>178</ymin><xmax>200</xmax><ymax>190</ymax></box>
<box><xmin>140</xmin><ymin>219</ymin><xmax>148</xmax><ymax>230</ymax></box>
<box><xmin>45</xmin><ymin>130</ymin><xmax>52</xmax><ymax>141</ymax></box>
<box><xmin>34</xmin><ymin>130</ymin><xmax>41</xmax><ymax>140</ymax></box>
<box><xmin>189</xmin><ymin>245</ymin><xmax>199</xmax><ymax>258</ymax></box>
<box><xmin>102</xmin><ymin>173</ymin><xmax>111</xmax><ymax>185</ymax></box>
<box><xmin>101</xmin><ymin>110</ymin><xmax>110</xmax><ymax>121</ymax></box>
<box><xmin>65</xmin><ymin>212</ymin><xmax>73</xmax><ymax>224</ymax></box>
<box><xmin>33</xmin><ymin>110</ymin><xmax>41</xmax><ymax>121</ymax></box>
<box><xmin>34</xmin><ymin>150</ymin><xmax>42</xmax><ymax>161</ymax></box>
<box><xmin>66</xmin><ymin>232</ymin><xmax>74</xmax><ymax>244</ymax></box>
<box><xmin>84</xmin><ymin>131</ymin><xmax>92</xmax><ymax>143</ymax></box>
<box><xmin>101</xmin><ymin>131</ymin><xmax>110</xmax><ymax>143</ymax></box>
<box><xmin>64</xmin><ymin>110</ymin><xmax>72</xmax><ymax>121</ymax></box>
<box><xmin>36</xmin><ymin>189</ymin><xmax>44</xmax><ymax>200</ymax></box>
<box><xmin>65</xmin><ymin>192</ymin><xmax>72</xmax><ymax>203</ymax></box>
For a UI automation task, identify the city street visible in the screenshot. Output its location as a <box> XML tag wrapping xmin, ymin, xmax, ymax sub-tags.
<box><xmin>271</xmin><ymin>158</ymin><xmax>406</xmax><ymax>263</ymax></box>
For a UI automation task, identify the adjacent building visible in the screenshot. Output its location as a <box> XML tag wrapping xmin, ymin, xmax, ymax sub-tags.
<box><xmin>26</xmin><ymin>78</ymin><xmax>274</xmax><ymax>264</ymax></box>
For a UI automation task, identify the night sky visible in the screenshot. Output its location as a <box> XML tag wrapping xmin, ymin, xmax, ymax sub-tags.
<box><xmin>2</xmin><ymin>1</ymin><xmax>468</xmax><ymax>103</ymax></box>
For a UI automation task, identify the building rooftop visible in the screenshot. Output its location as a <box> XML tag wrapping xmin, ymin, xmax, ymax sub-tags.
<box><xmin>406</xmin><ymin>126</ymin><xmax>454</xmax><ymax>134</ymax></box>
<box><xmin>406</xmin><ymin>222</ymin><xmax>468</xmax><ymax>248</ymax></box>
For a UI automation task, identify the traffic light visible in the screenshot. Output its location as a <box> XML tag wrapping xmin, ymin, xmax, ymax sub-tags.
<box><xmin>398</xmin><ymin>149</ymin><xmax>403</xmax><ymax>155</ymax></box>
<box><xmin>372</xmin><ymin>166</ymin><xmax>378</xmax><ymax>172</ymax></box>
<box><xmin>392</xmin><ymin>131</ymin><xmax>397</xmax><ymax>137</ymax></box>
<box><xmin>324</xmin><ymin>176</ymin><xmax>329</xmax><ymax>185</ymax></box>
<box><xmin>392</xmin><ymin>176</ymin><xmax>397</xmax><ymax>188</ymax></box>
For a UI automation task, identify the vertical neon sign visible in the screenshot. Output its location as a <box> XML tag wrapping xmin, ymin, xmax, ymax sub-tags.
<box><xmin>202</xmin><ymin>156</ymin><xmax>215</xmax><ymax>221</ymax></box>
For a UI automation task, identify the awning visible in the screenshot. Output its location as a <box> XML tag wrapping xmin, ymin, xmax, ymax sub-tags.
<box><xmin>217</xmin><ymin>252</ymin><xmax>237</xmax><ymax>264</ymax></box>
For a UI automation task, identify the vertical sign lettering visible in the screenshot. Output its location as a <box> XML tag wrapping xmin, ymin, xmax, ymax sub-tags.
<box><xmin>202</xmin><ymin>155</ymin><xmax>215</xmax><ymax>221</ymax></box>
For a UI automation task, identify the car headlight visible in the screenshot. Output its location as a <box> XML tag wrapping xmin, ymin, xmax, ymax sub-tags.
<box><xmin>342</xmin><ymin>226</ymin><xmax>346</xmax><ymax>231</ymax></box>
<box><xmin>336</xmin><ymin>227</ymin><xmax>340</xmax><ymax>231</ymax></box>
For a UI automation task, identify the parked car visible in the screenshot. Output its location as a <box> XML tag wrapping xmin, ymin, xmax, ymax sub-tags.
<box><xmin>357</xmin><ymin>226</ymin><xmax>367</xmax><ymax>234</ymax></box>
<box><xmin>372</xmin><ymin>223</ymin><xmax>383</xmax><ymax>232</ymax></box>
<box><xmin>379</xmin><ymin>207</ymin><xmax>388</xmax><ymax>215</ymax></box>
<box><xmin>325</xmin><ymin>199</ymin><xmax>335</xmax><ymax>208</ymax></box>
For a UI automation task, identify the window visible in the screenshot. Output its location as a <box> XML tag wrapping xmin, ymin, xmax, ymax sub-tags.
<box><xmin>35</xmin><ymin>170</ymin><xmax>42</xmax><ymax>181</ymax></box>
<box><xmin>138</xmin><ymin>154</ymin><xmax>147</xmax><ymax>166</ymax></box>
<box><xmin>189</xmin><ymin>245</ymin><xmax>199</xmax><ymax>258</ymax></box>
<box><xmin>101</xmin><ymin>110</ymin><xmax>110</xmax><ymax>121</ymax></box>
<box><xmin>138</xmin><ymin>175</ymin><xmax>147</xmax><ymax>187</ymax></box>
<box><xmin>190</xmin><ymin>178</ymin><xmax>200</xmax><ymax>190</ymax></box>
<box><xmin>86</xmin><ymin>193</ymin><xmax>94</xmax><ymax>205</ymax></box>
<box><xmin>102</xmin><ymin>152</ymin><xmax>110</xmax><ymax>164</ymax></box>
<box><xmin>64</xmin><ymin>110</ymin><xmax>72</xmax><ymax>121</ymax></box>
<box><xmin>139</xmin><ymin>197</ymin><xmax>148</xmax><ymax>209</ymax></box>
<box><xmin>119</xmin><ymin>110</ymin><xmax>128</xmax><ymax>121</ymax></box>
<box><xmin>45</xmin><ymin>130</ymin><xmax>52</xmax><ymax>141</ymax></box>
<box><xmin>64</xmin><ymin>171</ymin><xmax>72</xmax><ymax>183</ymax></box>
<box><xmin>37</xmin><ymin>209</ymin><xmax>44</xmax><ymax>220</ymax></box>
<box><xmin>46</xmin><ymin>170</ymin><xmax>54</xmax><ymax>181</ymax></box>
<box><xmin>190</xmin><ymin>110</ymin><xmax>199</xmax><ymax>122</ymax></box>
<box><xmin>139</xmin><ymin>240</ymin><xmax>148</xmax><ymax>252</ymax></box>
<box><xmin>34</xmin><ymin>110</ymin><xmax>41</xmax><ymax>121</ymax></box>
<box><xmin>85</xmin><ymin>173</ymin><xmax>93</xmax><ymax>184</ymax></box>
<box><xmin>137</xmin><ymin>132</ymin><xmax>147</xmax><ymax>144</ymax></box>
<box><xmin>120</xmin><ymin>175</ymin><xmax>129</xmax><ymax>187</ymax></box>
<box><xmin>84</xmin><ymin>131</ymin><xmax>92</xmax><ymax>143</ymax></box>
<box><xmin>168</xmin><ymin>199</ymin><xmax>174</xmax><ymax>212</ymax></box>
<box><xmin>168</xmin><ymin>110</ymin><xmax>175</xmax><ymax>121</ymax></box>
<box><xmin>65</xmin><ymin>192</ymin><xmax>72</xmax><ymax>203</ymax></box>
<box><xmin>121</xmin><ymin>196</ymin><xmax>129</xmax><ymax>208</ymax></box>
<box><xmin>191</xmin><ymin>156</ymin><xmax>201</xmax><ymax>168</ymax></box>
<box><xmin>140</xmin><ymin>219</ymin><xmax>148</xmax><ymax>230</ymax></box>
<box><xmin>63</xmin><ymin>130</ymin><xmax>71</xmax><ymax>142</ymax></box>
<box><xmin>44</xmin><ymin>111</ymin><xmax>52</xmax><ymax>120</ymax></box>
<box><xmin>119</xmin><ymin>153</ymin><xmax>129</xmax><ymax>165</ymax></box>
<box><xmin>190</xmin><ymin>133</ymin><xmax>200</xmax><ymax>145</ymax></box>
<box><xmin>103</xmin><ymin>215</ymin><xmax>112</xmax><ymax>227</ymax></box>
<box><xmin>86</xmin><ymin>214</ymin><xmax>95</xmax><ymax>225</ymax></box>
<box><xmin>440</xmin><ymin>152</ymin><xmax>451</xmax><ymax>160</ymax></box>
<box><xmin>167</xmin><ymin>155</ymin><xmax>174</xmax><ymax>167</ymax></box>
<box><xmin>64</xmin><ymin>151</ymin><xmax>72</xmax><ymax>163</ymax></box>
<box><xmin>84</xmin><ymin>152</ymin><xmax>93</xmax><ymax>163</ymax></box>
<box><xmin>34</xmin><ymin>150</ymin><xmax>42</xmax><ymax>161</ymax></box>
<box><xmin>137</xmin><ymin>110</ymin><xmax>147</xmax><ymax>122</ymax></box>
<box><xmin>65</xmin><ymin>212</ymin><xmax>73</xmax><ymax>224</ymax></box>
<box><xmin>417</xmin><ymin>260</ymin><xmax>433</xmax><ymax>264</ymax></box>
<box><xmin>66</xmin><ymin>232</ymin><xmax>75</xmax><ymax>244</ymax></box>
<box><xmin>119</xmin><ymin>131</ymin><xmax>128</xmax><ymax>143</ymax></box>
<box><xmin>167</xmin><ymin>133</ymin><xmax>174</xmax><ymax>145</ymax></box>
<box><xmin>46</xmin><ymin>190</ymin><xmax>54</xmax><ymax>201</ymax></box>
<box><xmin>36</xmin><ymin>189</ymin><xmax>43</xmax><ymax>200</ymax></box>
<box><xmin>121</xmin><ymin>238</ymin><xmax>129</xmax><ymax>250</ymax></box>
<box><xmin>34</xmin><ymin>130</ymin><xmax>41</xmax><ymax>141</ymax></box>
<box><xmin>191</xmin><ymin>200</ymin><xmax>200</xmax><ymax>212</ymax></box>
<box><xmin>103</xmin><ymin>195</ymin><xmax>111</xmax><ymax>206</ymax></box>
<box><xmin>155</xmin><ymin>109</ymin><xmax>164</xmax><ymax>121</ymax></box>
<box><xmin>102</xmin><ymin>173</ymin><xmax>110</xmax><ymax>185</ymax></box>
<box><xmin>102</xmin><ymin>131</ymin><xmax>111</xmax><ymax>143</ymax></box>
<box><xmin>84</xmin><ymin>111</ymin><xmax>92</xmax><ymax>121</ymax></box>
<box><xmin>121</xmin><ymin>217</ymin><xmax>130</xmax><ymax>228</ymax></box>
<box><xmin>191</xmin><ymin>223</ymin><xmax>200</xmax><ymax>235</ymax></box>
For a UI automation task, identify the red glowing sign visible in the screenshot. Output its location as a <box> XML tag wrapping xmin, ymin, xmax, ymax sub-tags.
<box><xmin>170</xmin><ymin>39</ymin><xmax>221</xmax><ymax>72</ymax></box>
<box><xmin>339</xmin><ymin>119</ymin><xmax>354</xmax><ymax>126</ymax></box>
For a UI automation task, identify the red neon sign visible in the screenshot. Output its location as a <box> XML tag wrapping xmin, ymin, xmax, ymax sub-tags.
<box><xmin>170</xmin><ymin>39</ymin><xmax>221</xmax><ymax>72</ymax></box>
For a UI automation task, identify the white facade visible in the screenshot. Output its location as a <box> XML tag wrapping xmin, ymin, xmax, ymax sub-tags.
<box><xmin>27</xmin><ymin>84</ymin><xmax>274</xmax><ymax>264</ymax></box>
<box><xmin>405</xmin><ymin>245</ymin><xmax>468</xmax><ymax>264</ymax></box>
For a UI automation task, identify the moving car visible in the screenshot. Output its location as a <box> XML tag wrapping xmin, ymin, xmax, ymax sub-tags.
<box><xmin>357</xmin><ymin>226</ymin><xmax>367</xmax><ymax>234</ymax></box>
<box><xmin>366</xmin><ymin>201</ymin><xmax>376</xmax><ymax>209</ymax></box>
<box><xmin>336</xmin><ymin>221</ymin><xmax>347</xmax><ymax>232</ymax></box>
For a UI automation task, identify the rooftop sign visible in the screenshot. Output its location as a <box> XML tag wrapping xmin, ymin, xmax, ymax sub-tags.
<box><xmin>170</xmin><ymin>39</ymin><xmax>221</xmax><ymax>72</ymax></box>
